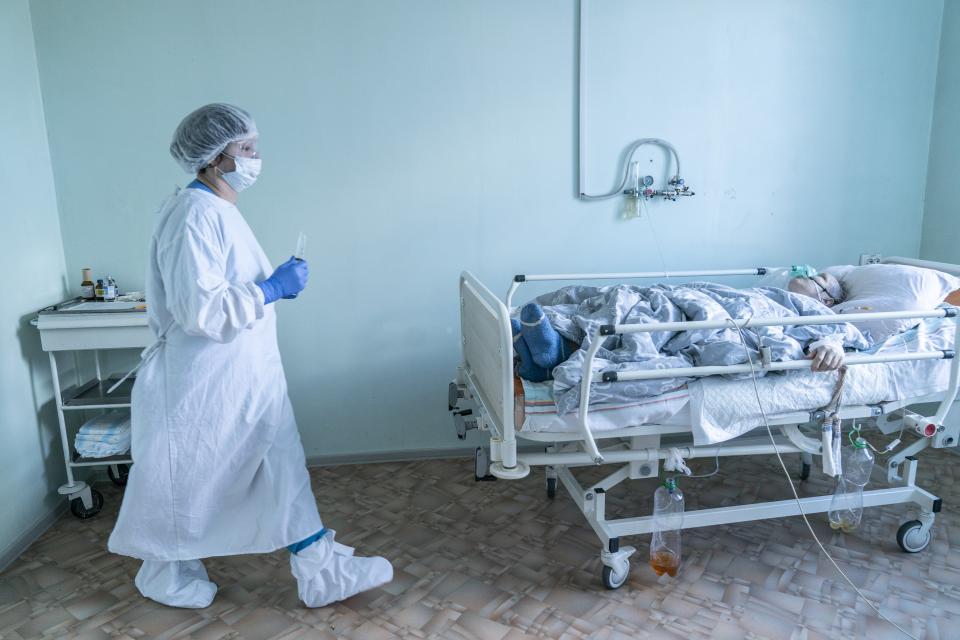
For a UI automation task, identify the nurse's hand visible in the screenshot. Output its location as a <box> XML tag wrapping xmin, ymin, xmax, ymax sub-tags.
<box><xmin>257</xmin><ymin>257</ymin><xmax>309</xmax><ymax>304</ymax></box>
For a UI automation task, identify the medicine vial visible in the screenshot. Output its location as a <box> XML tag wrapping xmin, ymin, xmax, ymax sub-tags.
<box><xmin>80</xmin><ymin>268</ymin><xmax>95</xmax><ymax>300</ymax></box>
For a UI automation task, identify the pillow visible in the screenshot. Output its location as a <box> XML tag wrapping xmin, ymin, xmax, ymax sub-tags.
<box><xmin>830</xmin><ymin>264</ymin><xmax>960</xmax><ymax>344</ymax></box>
<box><xmin>822</xmin><ymin>265</ymin><xmax>856</xmax><ymax>281</ymax></box>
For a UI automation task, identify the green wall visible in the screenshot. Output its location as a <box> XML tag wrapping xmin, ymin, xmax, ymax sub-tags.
<box><xmin>922</xmin><ymin>0</ymin><xmax>960</xmax><ymax>262</ymax></box>
<box><xmin>0</xmin><ymin>0</ymin><xmax>70</xmax><ymax>567</ymax></box>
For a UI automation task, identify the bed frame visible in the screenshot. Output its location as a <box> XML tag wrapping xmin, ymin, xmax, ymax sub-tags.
<box><xmin>449</xmin><ymin>257</ymin><xmax>960</xmax><ymax>589</ymax></box>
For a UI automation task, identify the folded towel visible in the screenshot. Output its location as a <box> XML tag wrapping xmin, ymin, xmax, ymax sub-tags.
<box><xmin>75</xmin><ymin>442</ymin><xmax>130</xmax><ymax>458</ymax></box>
<box><xmin>75</xmin><ymin>432</ymin><xmax>130</xmax><ymax>446</ymax></box>
<box><xmin>75</xmin><ymin>411</ymin><xmax>131</xmax><ymax>458</ymax></box>
<box><xmin>77</xmin><ymin>424</ymin><xmax>127</xmax><ymax>436</ymax></box>
<box><xmin>77</xmin><ymin>411</ymin><xmax>130</xmax><ymax>433</ymax></box>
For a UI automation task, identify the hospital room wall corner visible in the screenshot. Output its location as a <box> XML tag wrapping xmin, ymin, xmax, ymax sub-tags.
<box><xmin>0</xmin><ymin>0</ymin><xmax>73</xmax><ymax>571</ymax></box>
<box><xmin>921</xmin><ymin>0</ymin><xmax>960</xmax><ymax>263</ymax></box>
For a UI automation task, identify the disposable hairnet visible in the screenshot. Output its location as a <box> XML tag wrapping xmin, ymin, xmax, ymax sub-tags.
<box><xmin>169</xmin><ymin>103</ymin><xmax>258</xmax><ymax>173</ymax></box>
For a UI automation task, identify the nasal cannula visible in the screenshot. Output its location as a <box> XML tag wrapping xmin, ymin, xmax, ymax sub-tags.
<box><xmin>295</xmin><ymin>232</ymin><xmax>307</xmax><ymax>261</ymax></box>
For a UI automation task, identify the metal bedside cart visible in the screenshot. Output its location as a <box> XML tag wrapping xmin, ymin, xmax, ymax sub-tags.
<box><xmin>32</xmin><ymin>298</ymin><xmax>151</xmax><ymax>518</ymax></box>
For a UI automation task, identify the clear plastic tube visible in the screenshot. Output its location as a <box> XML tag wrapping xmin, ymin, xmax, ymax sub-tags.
<box><xmin>295</xmin><ymin>232</ymin><xmax>307</xmax><ymax>260</ymax></box>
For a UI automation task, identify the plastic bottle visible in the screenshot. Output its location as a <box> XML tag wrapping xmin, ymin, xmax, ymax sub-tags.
<box><xmin>843</xmin><ymin>436</ymin><xmax>875</xmax><ymax>486</ymax></box>
<box><xmin>828</xmin><ymin>436</ymin><xmax>874</xmax><ymax>532</ymax></box>
<box><xmin>828</xmin><ymin>477</ymin><xmax>861</xmax><ymax>533</ymax></box>
<box><xmin>650</xmin><ymin>478</ymin><xmax>684</xmax><ymax>577</ymax></box>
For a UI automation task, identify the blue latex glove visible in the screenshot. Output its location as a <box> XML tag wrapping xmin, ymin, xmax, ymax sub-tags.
<box><xmin>257</xmin><ymin>257</ymin><xmax>309</xmax><ymax>304</ymax></box>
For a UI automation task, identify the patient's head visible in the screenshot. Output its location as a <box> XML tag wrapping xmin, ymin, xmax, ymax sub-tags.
<box><xmin>788</xmin><ymin>272</ymin><xmax>843</xmax><ymax>307</ymax></box>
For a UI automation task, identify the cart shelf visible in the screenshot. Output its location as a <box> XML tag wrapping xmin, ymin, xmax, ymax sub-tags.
<box><xmin>61</xmin><ymin>376</ymin><xmax>135</xmax><ymax>408</ymax></box>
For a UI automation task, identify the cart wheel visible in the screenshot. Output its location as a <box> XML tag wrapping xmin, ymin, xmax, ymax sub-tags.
<box><xmin>896</xmin><ymin>520</ymin><xmax>932</xmax><ymax>553</ymax></box>
<box><xmin>602</xmin><ymin>561</ymin><xmax>630</xmax><ymax>590</ymax></box>
<box><xmin>108</xmin><ymin>464</ymin><xmax>129</xmax><ymax>486</ymax></box>
<box><xmin>70</xmin><ymin>489</ymin><xmax>103</xmax><ymax>519</ymax></box>
<box><xmin>546</xmin><ymin>477</ymin><xmax>557</xmax><ymax>499</ymax></box>
<box><xmin>799</xmin><ymin>460</ymin><xmax>811</xmax><ymax>481</ymax></box>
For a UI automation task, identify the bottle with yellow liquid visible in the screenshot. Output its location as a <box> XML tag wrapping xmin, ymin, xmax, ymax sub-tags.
<box><xmin>650</xmin><ymin>478</ymin><xmax>684</xmax><ymax>577</ymax></box>
<box><xmin>828</xmin><ymin>436</ymin><xmax>874</xmax><ymax>532</ymax></box>
<box><xmin>80</xmin><ymin>268</ymin><xmax>95</xmax><ymax>300</ymax></box>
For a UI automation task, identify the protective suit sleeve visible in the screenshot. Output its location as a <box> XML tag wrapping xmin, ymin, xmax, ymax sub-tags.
<box><xmin>157</xmin><ymin>213</ymin><xmax>265</xmax><ymax>343</ymax></box>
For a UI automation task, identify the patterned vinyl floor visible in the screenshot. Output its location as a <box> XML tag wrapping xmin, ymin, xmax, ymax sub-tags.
<box><xmin>1</xmin><ymin>446</ymin><xmax>959</xmax><ymax>639</ymax></box>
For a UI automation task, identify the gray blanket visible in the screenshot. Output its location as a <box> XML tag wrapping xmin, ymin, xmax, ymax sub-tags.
<box><xmin>523</xmin><ymin>283</ymin><xmax>869</xmax><ymax>414</ymax></box>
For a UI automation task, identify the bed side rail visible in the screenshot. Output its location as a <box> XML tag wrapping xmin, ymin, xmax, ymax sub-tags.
<box><xmin>883</xmin><ymin>255</ymin><xmax>960</xmax><ymax>277</ymax></box>
<box><xmin>577</xmin><ymin>308</ymin><xmax>960</xmax><ymax>463</ymax></box>
<box><xmin>506</xmin><ymin>268</ymin><xmax>774</xmax><ymax>310</ymax></box>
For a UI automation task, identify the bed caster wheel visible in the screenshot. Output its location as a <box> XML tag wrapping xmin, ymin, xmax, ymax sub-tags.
<box><xmin>799</xmin><ymin>461</ymin><xmax>811</xmax><ymax>481</ymax></box>
<box><xmin>70</xmin><ymin>489</ymin><xmax>103</xmax><ymax>519</ymax></box>
<box><xmin>546</xmin><ymin>477</ymin><xmax>557</xmax><ymax>499</ymax></box>
<box><xmin>108</xmin><ymin>464</ymin><xmax>129</xmax><ymax>486</ymax></box>
<box><xmin>897</xmin><ymin>520</ymin><xmax>932</xmax><ymax>553</ymax></box>
<box><xmin>602</xmin><ymin>561</ymin><xmax>630</xmax><ymax>590</ymax></box>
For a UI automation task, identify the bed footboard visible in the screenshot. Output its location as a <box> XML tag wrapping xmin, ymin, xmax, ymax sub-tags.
<box><xmin>458</xmin><ymin>272</ymin><xmax>525</xmax><ymax>475</ymax></box>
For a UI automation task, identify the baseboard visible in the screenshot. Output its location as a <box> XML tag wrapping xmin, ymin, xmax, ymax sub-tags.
<box><xmin>0</xmin><ymin>501</ymin><xmax>69</xmax><ymax>573</ymax></box>
<box><xmin>305</xmin><ymin>444</ymin><xmax>543</xmax><ymax>468</ymax></box>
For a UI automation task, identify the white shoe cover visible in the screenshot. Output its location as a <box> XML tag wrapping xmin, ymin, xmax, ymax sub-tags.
<box><xmin>290</xmin><ymin>531</ymin><xmax>393</xmax><ymax>608</ymax></box>
<box><xmin>135</xmin><ymin>559</ymin><xmax>218</xmax><ymax>608</ymax></box>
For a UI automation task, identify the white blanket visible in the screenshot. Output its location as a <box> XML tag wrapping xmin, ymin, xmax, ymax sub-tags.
<box><xmin>689</xmin><ymin>316</ymin><xmax>955</xmax><ymax>445</ymax></box>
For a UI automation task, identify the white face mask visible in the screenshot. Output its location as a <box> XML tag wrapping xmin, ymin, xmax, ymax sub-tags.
<box><xmin>219</xmin><ymin>153</ymin><xmax>261</xmax><ymax>192</ymax></box>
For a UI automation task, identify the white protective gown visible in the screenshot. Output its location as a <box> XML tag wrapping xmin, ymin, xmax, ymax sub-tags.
<box><xmin>108</xmin><ymin>187</ymin><xmax>322</xmax><ymax>561</ymax></box>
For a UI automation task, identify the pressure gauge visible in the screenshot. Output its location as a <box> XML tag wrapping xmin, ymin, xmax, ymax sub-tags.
<box><xmin>642</xmin><ymin>175</ymin><xmax>655</xmax><ymax>187</ymax></box>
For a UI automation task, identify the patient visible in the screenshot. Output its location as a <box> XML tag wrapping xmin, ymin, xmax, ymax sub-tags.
<box><xmin>513</xmin><ymin>275</ymin><xmax>847</xmax><ymax>381</ymax></box>
<box><xmin>787</xmin><ymin>272</ymin><xmax>844</xmax><ymax>308</ymax></box>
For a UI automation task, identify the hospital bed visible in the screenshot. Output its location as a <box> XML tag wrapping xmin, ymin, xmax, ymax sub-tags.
<box><xmin>448</xmin><ymin>257</ymin><xmax>960</xmax><ymax>589</ymax></box>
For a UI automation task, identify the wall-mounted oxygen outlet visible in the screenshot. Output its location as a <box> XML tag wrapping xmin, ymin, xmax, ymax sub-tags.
<box><xmin>859</xmin><ymin>254</ymin><xmax>882</xmax><ymax>265</ymax></box>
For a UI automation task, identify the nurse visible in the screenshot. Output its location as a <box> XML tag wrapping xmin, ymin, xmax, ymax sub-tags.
<box><xmin>108</xmin><ymin>103</ymin><xmax>392</xmax><ymax>608</ymax></box>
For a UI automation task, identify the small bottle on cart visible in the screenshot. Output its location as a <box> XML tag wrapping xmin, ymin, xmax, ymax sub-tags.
<box><xmin>95</xmin><ymin>279</ymin><xmax>105</xmax><ymax>301</ymax></box>
<box><xmin>80</xmin><ymin>268</ymin><xmax>95</xmax><ymax>300</ymax></box>
<box><xmin>103</xmin><ymin>276</ymin><xmax>117</xmax><ymax>302</ymax></box>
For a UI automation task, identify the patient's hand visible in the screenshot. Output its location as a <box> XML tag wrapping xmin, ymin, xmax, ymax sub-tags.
<box><xmin>808</xmin><ymin>340</ymin><xmax>844</xmax><ymax>372</ymax></box>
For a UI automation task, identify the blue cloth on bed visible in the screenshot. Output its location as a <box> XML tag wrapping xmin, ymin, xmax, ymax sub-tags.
<box><xmin>520</xmin><ymin>303</ymin><xmax>575</xmax><ymax>371</ymax></box>
<box><xmin>512</xmin><ymin>319</ymin><xmax>552</xmax><ymax>382</ymax></box>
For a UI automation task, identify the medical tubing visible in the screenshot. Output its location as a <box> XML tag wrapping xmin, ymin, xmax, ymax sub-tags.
<box><xmin>729</xmin><ymin>319</ymin><xmax>919</xmax><ymax>640</ymax></box>
<box><xmin>580</xmin><ymin>138</ymin><xmax>682</xmax><ymax>200</ymax></box>
<box><xmin>684</xmin><ymin>447</ymin><xmax>722</xmax><ymax>479</ymax></box>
